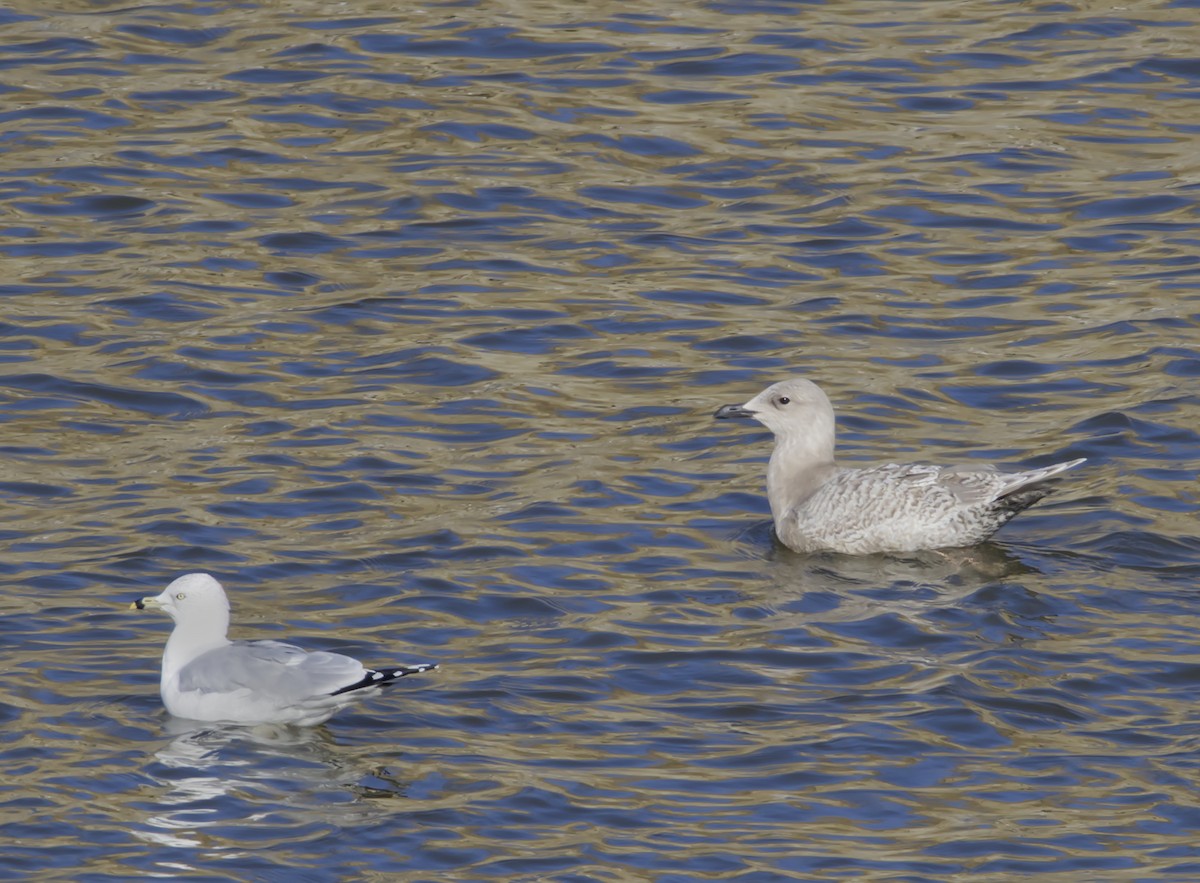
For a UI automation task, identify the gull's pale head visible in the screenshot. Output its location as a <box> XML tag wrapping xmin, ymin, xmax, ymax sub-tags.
<box><xmin>714</xmin><ymin>377</ymin><xmax>833</xmax><ymax>438</ymax></box>
<box><xmin>131</xmin><ymin>572</ymin><xmax>230</xmax><ymax>624</ymax></box>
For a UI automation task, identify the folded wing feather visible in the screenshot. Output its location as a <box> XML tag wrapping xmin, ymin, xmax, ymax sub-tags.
<box><xmin>178</xmin><ymin>640</ymin><xmax>367</xmax><ymax>699</ymax></box>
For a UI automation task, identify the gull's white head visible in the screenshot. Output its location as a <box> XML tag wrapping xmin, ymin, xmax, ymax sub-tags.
<box><xmin>714</xmin><ymin>377</ymin><xmax>834</xmax><ymax>439</ymax></box>
<box><xmin>715</xmin><ymin>377</ymin><xmax>840</xmax><ymax>522</ymax></box>
<box><xmin>132</xmin><ymin>573</ymin><xmax>230</xmax><ymax>626</ymax></box>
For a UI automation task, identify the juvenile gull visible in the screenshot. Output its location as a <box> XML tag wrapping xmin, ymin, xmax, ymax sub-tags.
<box><xmin>714</xmin><ymin>378</ymin><xmax>1085</xmax><ymax>555</ymax></box>
<box><xmin>131</xmin><ymin>573</ymin><xmax>436</xmax><ymax>725</ymax></box>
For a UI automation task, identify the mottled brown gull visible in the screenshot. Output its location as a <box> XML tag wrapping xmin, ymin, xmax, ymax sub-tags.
<box><xmin>131</xmin><ymin>573</ymin><xmax>436</xmax><ymax>725</ymax></box>
<box><xmin>714</xmin><ymin>378</ymin><xmax>1085</xmax><ymax>555</ymax></box>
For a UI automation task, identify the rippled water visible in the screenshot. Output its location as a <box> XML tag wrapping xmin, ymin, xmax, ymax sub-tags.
<box><xmin>2</xmin><ymin>0</ymin><xmax>1199</xmax><ymax>878</ymax></box>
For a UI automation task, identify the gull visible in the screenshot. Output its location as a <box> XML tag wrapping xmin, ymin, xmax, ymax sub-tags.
<box><xmin>132</xmin><ymin>573</ymin><xmax>436</xmax><ymax>725</ymax></box>
<box><xmin>714</xmin><ymin>378</ymin><xmax>1085</xmax><ymax>554</ymax></box>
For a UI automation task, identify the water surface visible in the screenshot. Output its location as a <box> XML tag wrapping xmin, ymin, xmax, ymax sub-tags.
<box><xmin>1</xmin><ymin>0</ymin><xmax>1199</xmax><ymax>879</ymax></box>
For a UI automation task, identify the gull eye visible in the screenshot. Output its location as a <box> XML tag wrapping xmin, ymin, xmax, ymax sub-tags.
<box><xmin>778</xmin><ymin>396</ymin><xmax>790</xmax><ymax>406</ymax></box>
<box><xmin>175</xmin><ymin>593</ymin><xmax>186</xmax><ymax>600</ymax></box>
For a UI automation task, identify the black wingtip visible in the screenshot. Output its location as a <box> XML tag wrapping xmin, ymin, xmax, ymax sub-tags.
<box><xmin>329</xmin><ymin>663</ymin><xmax>438</xmax><ymax>697</ymax></box>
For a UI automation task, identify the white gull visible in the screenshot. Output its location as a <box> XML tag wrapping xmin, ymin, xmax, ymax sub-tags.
<box><xmin>714</xmin><ymin>378</ymin><xmax>1085</xmax><ymax>555</ymax></box>
<box><xmin>132</xmin><ymin>573</ymin><xmax>436</xmax><ymax>725</ymax></box>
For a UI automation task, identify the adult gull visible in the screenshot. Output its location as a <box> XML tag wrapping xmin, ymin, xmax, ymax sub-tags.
<box><xmin>131</xmin><ymin>573</ymin><xmax>436</xmax><ymax>725</ymax></box>
<box><xmin>714</xmin><ymin>378</ymin><xmax>1085</xmax><ymax>555</ymax></box>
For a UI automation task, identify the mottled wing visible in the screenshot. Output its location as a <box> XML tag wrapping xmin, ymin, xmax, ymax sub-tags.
<box><xmin>781</xmin><ymin>458</ymin><xmax>1084</xmax><ymax>554</ymax></box>
<box><xmin>925</xmin><ymin>463</ymin><xmax>1006</xmax><ymax>504</ymax></box>
<box><xmin>783</xmin><ymin>463</ymin><xmax>1004</xmax><ymax>551</ymax></box>
<box><xmin>861</xmin><ymin>462</ymin><xmax>1002</xmax><ymax>505</ymax></box>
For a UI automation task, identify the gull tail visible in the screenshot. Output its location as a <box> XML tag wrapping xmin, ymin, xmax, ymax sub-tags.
<box><xmin>330</xmin><ymin>662</ymin><xmax>438</xmax><ymax>696</ymax></box>
<box><xmin>996</xmin><ymin>457</ymin><xmax>1086</xmax><ymax>501</ymax></box>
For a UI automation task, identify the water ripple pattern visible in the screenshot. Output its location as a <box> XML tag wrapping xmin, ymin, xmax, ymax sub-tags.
<box><xmin>0</xmin><ymin>0</ymin><xmax>1198</xmax><ymax>879</ymax></box>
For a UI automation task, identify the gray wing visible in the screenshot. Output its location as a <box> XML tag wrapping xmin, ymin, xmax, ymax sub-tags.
<box><xmin>870</xmin><ymin>459</ymin><xmax>1085</xmax><ymax>502</ymax></box>
<box><xmin>177</xmin><ymin>639</ymin><xmax>367</xmax><ymax>701</ymax></box>
<box><xmin>881</xmin><ymin>462</ymin><xmax>1008</xmax><ymax>504</ymax></box>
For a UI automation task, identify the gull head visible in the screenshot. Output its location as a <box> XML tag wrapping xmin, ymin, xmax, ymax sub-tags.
<box><xmin>714</xmin><ymin>377</ymin><xmax>834</xmax><ymax>439</ymax></box>
<box><xmin>131</xmin><ymin>572</ymin><xmax>230</xmax><ymax>625</ymax></box>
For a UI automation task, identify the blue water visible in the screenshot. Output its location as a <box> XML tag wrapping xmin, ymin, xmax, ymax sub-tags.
<box><xmin>0</xmin><ymin>0</ymin><xmax>1198</xmax><ymax>879</ymax></box>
